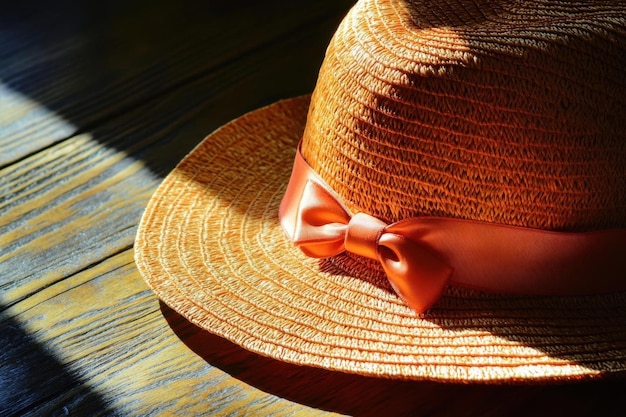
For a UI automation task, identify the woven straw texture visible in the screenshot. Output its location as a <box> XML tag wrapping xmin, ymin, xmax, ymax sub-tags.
<box><xmin>136</xmin><ymin>96</ymin><xmax>626</xmax><ymax>382</ymax></box>
<box><xmin>135</xmin><ymin>0</ymin><xmax>626</xmax><ymax>382</ymax></box>
<box><xmin>303</xmin><ymin>0</ymin><xmax>626</xmax><ymax>231</ymax></box>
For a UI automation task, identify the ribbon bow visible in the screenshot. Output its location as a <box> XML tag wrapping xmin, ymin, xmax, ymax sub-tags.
<box><xmin>279</xmin><ymin>146</ymin><xmax>626</xmax><ymax>312</ymax></box>
<box><xmin>279</xmin><ymin>148</ymin><xmax>453</xmax><ymax>313</ymax></box>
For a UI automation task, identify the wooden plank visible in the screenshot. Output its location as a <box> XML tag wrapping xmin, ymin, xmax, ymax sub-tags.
<box><xmin>0</xmin><ymin>0</ymin><xmax>355</xmax><ymax>167</ymax></box>
<box><xmin>0</xmin><ymin>11</ymin><xmax>346</xmax><ymax>307</ymax></box>
<box><xmin>2</xmin><ymin>249</ymin><xmax>337</xmax><ymax>416</ymax></box>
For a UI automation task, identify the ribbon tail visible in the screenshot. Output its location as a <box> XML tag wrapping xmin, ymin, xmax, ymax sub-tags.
<box><xmin>378</xmin><ymin>233</ymin><xmax>453</xmax><ymax>313</ymax></box>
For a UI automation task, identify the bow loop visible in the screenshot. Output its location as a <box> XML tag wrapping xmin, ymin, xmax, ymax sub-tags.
<box><xmin>293</xmin><ymin>179</ymin><xmax>350</xmax><ymax>257</ymax></box>
<box><xmin>279</xmin><ymin>147</ymin><xmax>453</xmax><ymax>313</ymax></box>
<box><xmin>377</xmin><ymin>233</ymin><xmax>453</xmax><ymax>313</ymax></box>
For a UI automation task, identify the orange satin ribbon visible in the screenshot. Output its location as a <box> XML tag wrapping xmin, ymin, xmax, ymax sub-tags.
<box><xmin>279</xmin><ymin>144</ymin><xmax>626</xmax><ymax>313</ymax></box>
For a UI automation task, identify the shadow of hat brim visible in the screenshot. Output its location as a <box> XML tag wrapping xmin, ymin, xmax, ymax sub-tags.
<box><xmin>162</xmin><ymin>302</ymin><xmax>626</xmax><ymax>417</ymax></box>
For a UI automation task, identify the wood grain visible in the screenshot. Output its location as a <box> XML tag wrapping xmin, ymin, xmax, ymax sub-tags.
<box><xmin>1</xmin><ymin>9</ymin><xmax>347</xmax><ymax>306</ymax></box>
<box><xmin>1</xmin><ymin>1</ymin><xmax>355</xmax><ymax>414</ymax></box>
<box><xmin>4</xmin><ymin>249</ymin><xmax>337</xmax><ymax>416</ymax></box>
<box><xmin>0</xmin><ymin>0</ymin><xmax>353</xmax><ymax>167</ymax></box>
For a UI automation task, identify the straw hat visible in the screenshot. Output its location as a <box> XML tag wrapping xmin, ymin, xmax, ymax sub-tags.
<box><xmin>135</xmin><ymin>0</ymin><xmax>626</xmax><ymax>382</ymax></box>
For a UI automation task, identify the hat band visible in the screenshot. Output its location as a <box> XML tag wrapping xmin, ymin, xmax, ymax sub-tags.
<box><xmin>279</xmin><ymin>142</ymin><xmax>626</xmax><ymax>313</ymax></box>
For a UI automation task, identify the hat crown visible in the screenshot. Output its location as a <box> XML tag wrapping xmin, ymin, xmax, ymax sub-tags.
<box><xmin>301</xmin><ymin>0</ymin><xmax>626</xmax><ymax>231</ymax></box>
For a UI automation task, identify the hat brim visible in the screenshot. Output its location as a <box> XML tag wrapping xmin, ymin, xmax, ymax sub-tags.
<box><xmin>135</xmin><ymin>95</ymin><xmax>626</xmax><ymax>383</ymax></box>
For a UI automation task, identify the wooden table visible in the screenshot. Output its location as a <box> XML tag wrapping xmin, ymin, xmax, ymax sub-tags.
<box><xmin>1</xmin><ymin>0</ymin><xmax>625</xmax><ymax>415</ymax></box>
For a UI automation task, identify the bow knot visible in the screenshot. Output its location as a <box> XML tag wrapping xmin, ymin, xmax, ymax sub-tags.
<box><xmin>279</xmin><ymin>149</ymin><xmax>453</xmax><ymax>313</ymax></box>
<box><xmin>345</xmin><ymin>212</ymin><xmax>386</xmax><ymax>261</ymax></box>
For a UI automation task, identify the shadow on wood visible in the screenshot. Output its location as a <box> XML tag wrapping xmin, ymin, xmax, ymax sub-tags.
<box><xmin>1</xmin><ymin>310</ymin><xmax>112</xmax><ymax>416</ymax></box>
<box><xmin>161</xmin><ymin>302</ymin><xmax>626</xmax><ymax>417</ymax></box>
